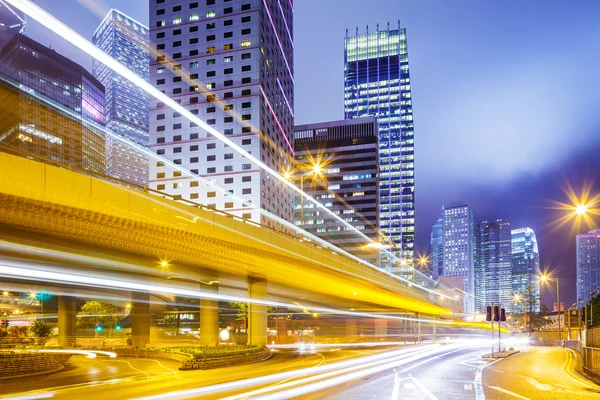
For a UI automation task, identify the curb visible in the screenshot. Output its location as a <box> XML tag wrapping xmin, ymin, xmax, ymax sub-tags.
<box><xmin>481</xmin><ymin>350</ymin><xmax>520</xmax><ymax>359</ymax></box>
<box><xmin>0</xmin><ymin>364</ymin><xmax>65</xmax><ymax>380</ymax></box>
<box><xmin>566</xmin><ymin>349</ymin><xmax>600</xmax><ymax>387</ymax></box>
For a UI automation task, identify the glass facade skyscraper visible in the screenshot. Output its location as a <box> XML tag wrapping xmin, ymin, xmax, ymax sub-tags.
<box><xmin>576</xmin><ymin>229</ymin><xmax>600</xmax><ymax>307</ymax></box>
<box><xmin>511</xmin><ymin>227</ymin><xmax>540</xmax><ymax>313</ymax></box>
<box><xmin>442</xmin><ymin>203</ymin><xmax>475</xmax><ymax>313</ymax></box>
<box><xmin>344</xmin><ymin>24</ymin><xmax>415</xmax><ymax>267</ymax></box>
<box><xmin>0</xmin><ymin>0</ymin><xmax>26</xmax><ymax>50</ymax></box>
<box><xmin>0</xmin><ymin>34</ymin><xmax>105</xmax><ymax>173</ymax></box>
<box><xmin>430</xmin><ymin>217</ymin><xmax>443</xmax><ymax>278</ymax></box>
<box><xmin>93</xmin><ymin>9</ymin><xmax>150</xmax><ymax>186</ymax></box>
<box><xmin>475</xmin><ymin>220</ymin><xmax>512</xmax><ymax>312</ymax></box>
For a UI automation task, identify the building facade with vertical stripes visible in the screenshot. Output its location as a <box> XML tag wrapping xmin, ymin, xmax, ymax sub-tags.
<box><xmin>344</xmin><ymin>23</ymin><xmax>415</xmax><ymax>269</ymax></box>
<box><xmin>294</xmin><ymin>117</ymin><xmax>380</xmax><ymax>265</ymax></box>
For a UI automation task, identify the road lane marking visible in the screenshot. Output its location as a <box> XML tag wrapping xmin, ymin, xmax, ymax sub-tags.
<box><xmin>488</xmin><ymin>386</ymin><xmax>531</xmax><ymax>400</ymax></box>
<box><xmin>565</xmin><ymin>349</ymin><xmax>600</xmax><ymax>391</ymax></box>
<box><xmin>523</xmin><ymin>376</ymin><xmax>552</xmax><ymax>391</ymax></box>
<box><xmin>409</xmin><ymin>374</ymin><xmax>438</xmax><ymax>400</ymax></box>
<box><xmin>390</xmin><ymin>373</ymin><xmax>401</xmax><ymax>400</ymax></box>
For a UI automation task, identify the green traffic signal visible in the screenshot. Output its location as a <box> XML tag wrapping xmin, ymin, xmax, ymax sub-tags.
<box><xmin>115</xmin><ymin>324</ymin><xmax>121</xmax><ymax>331</ymax></box>
<box><xmin>95</xmin><ymin>325</ymin><xmax>103</xmax><ymax>332</ymax></box>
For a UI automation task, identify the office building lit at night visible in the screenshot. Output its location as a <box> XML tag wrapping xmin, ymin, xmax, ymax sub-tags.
<box><xmin>148</xmin><ymin>0</ymin><xmax>295</xmax><ymax>225</ymax></box>
<box><xmin>511</xmin><ymin>227</ymin><xmax>540</xmax><ymax>313</ymax></box>
<box><xmin>344</xmin><ymin>23</ymin><xmax>415</xmax><ymax>267</ymax></box>
<box><xmin>93</xmin><ymin>9</ymin><xmax>150</xmax><ymax>186</ymax></box>
<box><xmin>294</xmin><ymin>117</ymin><xmax>380</xmax><ymax>265</ymax></box>
<box><xmin>576</xmin><ymin>229</ymin><xmax>600</xmax><ymax>307</ymax></box>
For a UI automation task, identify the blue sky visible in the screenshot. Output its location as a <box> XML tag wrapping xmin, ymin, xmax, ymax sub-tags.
<box><xmin>26</xmin><ymin>0</ymin><xmax>600</xmax><ymax>305</ymax></box>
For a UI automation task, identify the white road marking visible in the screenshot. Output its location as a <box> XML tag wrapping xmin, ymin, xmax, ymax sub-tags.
<box><xmin>390</xmin><ymin>374</ymin><xmax>401</xmax><ymax>400</ymax></box>
<box><xmin>523</xmin><ymin>376</ymin><xmax>553</xmax><ymax>391</ymax></box>
<box><xmin>409</xmin><ymin>374</ymin><xmax>438</xmax><ymax>400</ymax></box>
<box><xmin>403</xmin><ymin>382</ymin><xmax>415</xmax><ymax>389</ymax></box>
<box><xmin>488</xmin><ymin>386</ymin><xmax>532</xmax><ymax>400</ymax></box>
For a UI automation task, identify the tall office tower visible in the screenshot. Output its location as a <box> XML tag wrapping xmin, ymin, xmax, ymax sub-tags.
<box><xmin>0</xmin><ymin>0</ymin><xmax>26</xmax><ymax>50</ymax></box>
<box><xmin>148</xmin><ymin>0</ymin><xmax>295</xmax><ymax>226</ymax></box>
<box><xmin>294</xmin><ymin>118</ymin><xmax>380</xmax><ymax>265</ymax></box>
<box><xmin>441</xmin><ymin>203</ymin><xmax>475</xmax><ymax>313</ymax></box>
<box><xmin>576</xmin><ymin>229</ymin><xmax>600</xmax><ymax>307</ymax></box>
<box><xmin>0</xmin><ymin>34</ymin><xmax>105</xmax><ymax>173</ymax></box>
<box><xmin>93</xmin><ymin>9</ymin><xmax>150</xmax><ymax>186</ymax></box>
<box><xmin>511</xmin><ymin>227</ymin><xmax>540</xmax><ymax>314</ymax></box>
<box><xmin>475</xmin><ymin>220</ymin><xmax>512</xmax><ymax>312</ymax></box>
<box><xmin>430</xmin><ymin>217</ymin><xmax>443</xmax><ymax>278</ymax></box>
<box><xmin>344</xmin><ymin>24</ymin><xmax>415</xmax><ymax>267</ymax></box>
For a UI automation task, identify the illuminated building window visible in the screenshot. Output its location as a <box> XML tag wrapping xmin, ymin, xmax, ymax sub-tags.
<box><xmin>206</xmin><ymin>46</ymin><xmax>216</xmax><ymax>53</ymax></box>
<box><xmin>173</xmin><ymin>17</ymin><xmax>182</xmax><ymax>25</ymax></box>
<box><xmin>206</xmin><ymin>11</ymin><xmax>216</xmax><ymax>18</ymax></box>
<box><xmin>224</xmin><ymin>43</ymin><xmax>233</xmax><ymax>50</ymax></box>
<box><xmin>189</xmin><ymin>14</ymin><xmax>199</xmax><ymax>21</ymax></box>
<box><xmin>241</xmin><ymin>40</ymin><xmax>251</xmax><ymax>47</ymax></box>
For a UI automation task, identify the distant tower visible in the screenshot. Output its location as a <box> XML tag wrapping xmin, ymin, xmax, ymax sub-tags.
<box><xmin>430</xmin><ymin>217</ymin><xmax>443</xmax><ymax>278</ymax></box>
<box><xmin>576</xmin><ymin>229</ymin><xmax>600</xmax><ymax>307</ymax></box>
<box><xmin>0</xmin><ymin>0</ymin><xmax>26</xmax><ymax>50</ymax></box>
<box><xmin>475</xmin><ymin>219</ymin><xmax>512</xmax><ymax>312</ymax></box>
<box><xmin>512</xmin><ymin>227</ymin><xmax>540</xmax><ymax>313</ymax></box>
<box><xmin>344</xmin><ymin>23</ymin><xmax>415</xmax><ymax>268</ymax></box>
<box><xmin>441</xmin><ymin>203</ymin><xmax>475</xmax><ymax>313</ymax></box>
<box><xmin>93</xmin><ymin>9</ymin><xmax>150</xmax><ymax>186</ymax></box>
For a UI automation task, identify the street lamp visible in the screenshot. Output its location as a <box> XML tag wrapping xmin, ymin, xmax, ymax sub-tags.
<box><xmin>540</xmin><ymin>273</ymin><xmax>562</xmax><ymax>341</ymax></box>
<box><xmin>284</xmin><ymin>163</ymin><xmax>324</xmax><ymax>227</ymax></box>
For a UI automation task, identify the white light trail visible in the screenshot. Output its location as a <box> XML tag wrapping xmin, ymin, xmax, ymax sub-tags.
<box><xmin>133</xmin><ymin>346</ymin><xmax>437</xmax><ymax>400</ymax></box>
<box><xmin>0</xmin><ymin>263</ymin><xmax>451</xmax><ymax>325</ymax></box>
<box><xmin>5</xmin><ymin>0</ymin><xmax>453</xmax><ymax>301</ymax></box>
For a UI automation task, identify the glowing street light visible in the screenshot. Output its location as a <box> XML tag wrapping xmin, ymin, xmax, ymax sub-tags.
<box><xmin>159</xmin><ymin>260</ymin><xmax>169</xmax><ymax>268</ymax></box>
<box><xmin>540</xmin><ymin>272</ymin><xmax>562</xmax><ymax>340</ymax></box>
<box><xmin>575</xmin><ymin>203</ymin><xmax>589</xmax><ymax>216</ymax></box>
<box><xmin>2</xmin><ymin>290</ymin><xmax>9</xmax><ymax>298</ymax></box>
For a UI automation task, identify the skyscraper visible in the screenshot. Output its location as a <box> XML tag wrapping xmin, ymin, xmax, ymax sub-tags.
<box><xmin>294</xmin><ymin>118</ymin><xmax>379</xmax><ymax>265</ymax></box>
<box><xmin>344</xmin><ymin>24</ymin><xmax>415</xmax><ymax>266</ymax></box>
<box><xmin>430</xmin><ymin>217</ymin><xmax>443</xmax><ymax>278</ymax></box>
<box><xmin>148</xmin><ymin>0</ymin><xmax>295</xmax><ymax>225</ymax></box>
<box><xmin>576</xmin><ymin>229</ymin><xmax>600</xmax><ymax>307</ymax></box>
<box><xmin>93</xmin><ymin>9</ymin><xmax>150</xmax><ymax>186</ymax></box>
<box><xmin>0</xmin><ymin>34</ymin><xmax>105</xmax><ymax>173</ymax></box>
<box><xmin>441</xmin><ymin>203</ymin><xmax>475</xmax><ymax>313</ymax></box>
<box><xmin>512</xmin><ymin>227</ymin><xmax>540</xmax><ymax>313</ymax></box>
<box><xmin>0</xmin><ymin>0</ymin><xmax>26</xmax><ymax>50</ymax></box>
<box><xmin>475</xmin><ymin>220</ymin><xmax>512</xmax><ymax>312</ymax></box>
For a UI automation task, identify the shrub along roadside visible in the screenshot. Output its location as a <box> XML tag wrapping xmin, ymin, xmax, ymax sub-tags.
<box><xmin>152</xmin><ymin>345</ymin><xmax>265</xmax><ymax>360</ymax></box>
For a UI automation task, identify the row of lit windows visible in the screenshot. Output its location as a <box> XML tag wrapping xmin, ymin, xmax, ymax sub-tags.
<box><xmin>156</xmin><ymin>29</ymin><xmax>251</xmax><ymax>49</ymax></box>
<box><xmin>155</xmin><ymin>41</ymin><xmax>251</xmax><ymax>60</ymax></box>
<box><xmin>156</xmin><ymin>66</ymin><xmax>252</xmax><ymax>84</ymax></box>
<box><xmin>156</xmin><ymin>52</ymin><xmax>251</xmax><ymax>74</ymax></box>
<box><xmin>155</xmin><ymin>15</ymin><xmax>252</xmax><ymax>39</ymax></box>
<box><xmin>156</xmin><ymin>103</ymin><xmax>252</xmax><ymax>119</ymax></box>
<box><xmin>156</xmin><ymin>4</ymin><xmax>251</xmax><ymax>20</ymax></box>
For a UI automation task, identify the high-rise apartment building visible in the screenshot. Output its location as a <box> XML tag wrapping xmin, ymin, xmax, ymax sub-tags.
<box><xmin>430</xmin><ymin>217</ymin><xmax>443</xmax><ymax>278</ymax></box>
<box><xmin>475</xmin><ymin>220</ymin><xmax>512</xmax><ymax>312</ymax></box>
<box><xmin>93</xmin><ymin>9</ymin><xmax>150</xmax><ymax>186</ymax></box>
<box><xmin>511</xmin><ymin>227</ymin><xmax>540</xmax><ymax>313</ymax></box>
<box><xmin>576</xmin><ymin>229</ymin><xmax>600</xmax><ymax>307</ymax></box>
<box><xmin>441</xmin><ymin>203</ymin><xmax>475</xmax><ymax>313</ymax></box>
<box><xmin>344</xmin><ymin>24</ymin><xmax>415</xmax><ymax>265</ymax></box>
<box><xmin>294</xmin><ymin>118</ymin><xmax>379</xmax><ymax>265</ymax></box>
<box><xmin>0</xmin><ymin>34</ymin><xmax>105</xmax><ymax>173</ymax></box>
<box><xmin>148</xmin><ymin>0</ymin><xmax>295</xmax><ymax>225</ymax></box>
<box><xmin>0</xmin><ymin>0</ymin><xmax>26</xmax><ymax>50</ymax></box>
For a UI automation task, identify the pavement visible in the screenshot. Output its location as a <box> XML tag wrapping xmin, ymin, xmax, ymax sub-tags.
<box><xmin>2</xmin><ymin>344</ymin><xmax>599</xmax><ymax>399</ymax></box>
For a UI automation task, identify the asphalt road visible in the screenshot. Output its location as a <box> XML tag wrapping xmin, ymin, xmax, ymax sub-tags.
<box><xmin>1</xmin><ymin>346</ymin><xmax>399</xmax><ymax>399</ymax></box>
<box><xmin>483</xmin><ymin>346</ymin><xmax>600</xmax><ymax>400</ymax></box>
<box><xmin>3</xmin><ymin>344</ymin><xmax>599</xmax><ymax>399</ymax></box>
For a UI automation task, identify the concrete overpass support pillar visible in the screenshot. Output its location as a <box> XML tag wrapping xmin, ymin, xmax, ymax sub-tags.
<box><xmin>200</xmin><ymin>281</ymin><xmax>219</xmax><ymax>346</ymax></box>
<box><xmin>58</xmin><ymin>295</ymin><xmax>76</xmax><ymax>347</ymax></box>
<box><xmin>132</xmin><ymin>292</ymin><xmax>150</xmax><ymax>348</ymax></box>
<box><xmin>375</xmin><ymin>319</ymin><xmax>387</xmax><ymax>340</ymax></box>
<box><xmin>247</xmin><ymin>276</ymin><xmax>267</xmax><ymax>346</ymax></box>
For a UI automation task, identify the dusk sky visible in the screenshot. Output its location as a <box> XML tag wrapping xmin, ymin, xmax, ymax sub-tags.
<box><xmin>27</xmin><ymin>0</ymin><xmax>600</xmax><ymax>306</ymax></box>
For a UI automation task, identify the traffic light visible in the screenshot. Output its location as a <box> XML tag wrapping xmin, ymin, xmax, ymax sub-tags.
<box><xmin>500</xmin><ymin>308</ymin><xmax>506</xmax><ymax>322</ymax></box>
<box><xmin>5</xmin><ymin>319</ymin><xmax>9</xmax><ymax>329</ymax></box>
<box><xmin>493</xmin><ymin>305</ymin><xmax>500</xmax><ymax>322</ymax></box>
<box><xmin>95</xmin><ymin>324</ymin><xmax>103</xmax><ymax>333</ymax></box>
<box><xmin>115</xmin><ymin>324</ymin><xmax>121</xmax><ymax>331</ymax></box>
<box><xmin>486</xmin><ymin>306</ymin><xmax>492</xmax><ymax>322</ymax></box>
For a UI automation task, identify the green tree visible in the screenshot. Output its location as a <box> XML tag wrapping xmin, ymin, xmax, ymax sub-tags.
<box><xmin>78</xmin><ymin>300</ymin><xmax>119</xmax><ymax>329</ymax></box>
<box><xmin>29</xmin><ymin>319</ymin><xmax>52</xmax><ymax>346</ymax></box>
